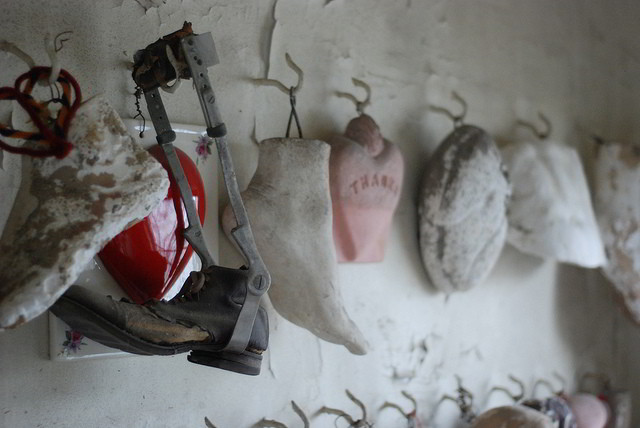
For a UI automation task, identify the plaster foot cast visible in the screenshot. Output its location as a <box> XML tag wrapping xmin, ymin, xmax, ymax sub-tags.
<box><xmin>418</xmin><ymin>125</ymin><xmax>510</xmax><ymax>293</ymax></box>
<box><xmin>329</xmin><ymin>114</ymin><xmax>404</xmax><ymax>263</ymax></box>
<box><xmin>0</xmin><ymin>96</ymin><xmax>169</xmax><ymax>329</ymax></box>
<box><xmin>502</xmin><ymin>141</ymin><xmax>605</xmax><ymax>267</ymax></box>
<box><xmin>222</xmin><ymin>138</ymin><xmax>368</xmax><ymax>355</ymax></box>
<box><xmin>472</xmin><ymin>406</ymin><xmax>553</xmax><ymax>428</ymax></box>
<box><xmin>593</xmin><ymin>141</ymin><xmax>640</xmax><ymax>323</ymax></box>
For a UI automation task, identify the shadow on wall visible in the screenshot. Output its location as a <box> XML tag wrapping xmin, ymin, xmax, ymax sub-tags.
<box><xmin>553</xmin><ymin>264</ymin><xmax>618</xmax><ymax>379</ymax></box>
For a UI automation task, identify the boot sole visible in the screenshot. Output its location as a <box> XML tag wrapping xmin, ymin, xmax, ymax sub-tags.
<box><xmin>51</xmin><ymin>295</ymin><xmax>263</xmax><ymax>375</ymax></box>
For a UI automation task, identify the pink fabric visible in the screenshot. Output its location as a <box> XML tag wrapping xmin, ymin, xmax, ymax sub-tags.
<box><xmin>329</xmin><ymin>115</ymin><xmax>404</xmax><ymax>262</ymax></box>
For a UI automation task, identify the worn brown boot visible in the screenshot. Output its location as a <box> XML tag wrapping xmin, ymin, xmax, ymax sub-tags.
<box><xmin>50</xmin><ymin>265</ymin><xmax>268</xmax><ymax>375</ymax></box>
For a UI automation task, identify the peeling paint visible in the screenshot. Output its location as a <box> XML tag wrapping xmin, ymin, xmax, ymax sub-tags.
<box><xmin>134</xmin><ymin>0</ymin><xmax>165</xmax><ymax>12</ymax></box>
<box><xmin>260</xmin><ymin>0</ymin><xmax>278</xmax><ymax>78</ymax></box>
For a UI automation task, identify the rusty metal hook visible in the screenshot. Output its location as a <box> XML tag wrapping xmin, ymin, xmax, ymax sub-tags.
<box><xmin>254</xmin><ymin>53</ymin><xmax>304</xmax><ymax>95</ymax></box>
<box><xmin>516</xmin><ymin>111</ymin><xmax>552</xmax><ymax>140</ymax></box>
<box><xmin>336</xmin><ymin>77</ymin><xmax>371</xmax><ymax>115</ymax></box>
<box><xmin>430</xmin><ymin>91</ymin><xmax>468</xmax><ymax>129</ymax></box>
<box><xmin>315</xmin><ymin>390</ymin><xmax>373</xmax><ymax>428</ymax></box>
<box><xmin>253</xmin><ymin>53</ymin><xmax>304</xmax><ymax>138</ymax></box>
<box><xmin>489</xmin><ymin>374</ymin><xmax>526</xmax><ymax>402</ymax></box>
<box><xmin>0</xmin><ymin>40</ymin><xmax>36</xmax><ymax>69</ymax></box>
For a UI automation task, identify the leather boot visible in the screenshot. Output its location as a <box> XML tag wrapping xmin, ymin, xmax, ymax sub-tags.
<box><xmin>50</xmin><ymin>265</ymin><xmax>269</xmax><ymax>375</ymax></box>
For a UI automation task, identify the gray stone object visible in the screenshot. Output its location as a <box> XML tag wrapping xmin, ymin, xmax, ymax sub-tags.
<box><xmin>418</xmin><ymin>125</ymin><xmax>510</xmax><ymax>292</ymax></box>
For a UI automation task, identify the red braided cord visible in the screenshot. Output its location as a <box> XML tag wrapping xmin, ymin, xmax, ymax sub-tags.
<box><xmin>0</xmin><ymin>67</ymin><xmax>82</xmax><ymax>158</ymax></box>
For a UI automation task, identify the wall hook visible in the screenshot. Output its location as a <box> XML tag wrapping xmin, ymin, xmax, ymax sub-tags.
<box><xmin>379</xmin><ymin>390</ymin><xmax>421</xmax><ymax>427</ymax></box>
<box><xmin>489</xmin><ymin>374</ymin><xmax>526</xmax><ymax>402</ymax></box>
<box><xmin>315</xmin><ymin>390</ymin><xmax>373</xmax><ymax>427</ymax></box>
<box><xmin>253</xmin><ymin>401</ymin><xmax>309</xmax><ymax>428</ymax></box>
<box><xmin>45</xmin><ymin>31</ymin><xmax>73</xmax><ymax>85</ymax></box>
<box><xmin>254</xmin><ymin>53</ymin><xmax>304</xmax><ymax>138</ymax></box>
<box><xmin>0</xmin><ymin>40</ymin><xmax>35</xmax><ymax>69</ymax></box>
<box><xmin>516</xmin><ymin>111</ymin><xmax>551</xmax><ymax>140</ymax></box>
<box><xmin>335</xmin><ymin>77</ymin><xmax>371</xmax><ymax>115</ymax></box>
<box><xmin>532</xmin><ymin>377</ymin><xmax>562</xmax><ymax>398</ymax></box>
<box><xmin>429</xmin><ymin>91</ymin><xmax>468</xmax><ymax>129</ymax></box>
<box><xmin>438</xmin><ymin>375</ymin><xmax>475</xmax><ymax>423</ymax></box>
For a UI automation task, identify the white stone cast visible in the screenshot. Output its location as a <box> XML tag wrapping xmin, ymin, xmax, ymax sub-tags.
<box><xmin>593</xmin><ymin>141</ymin><xmax>640</xmax><ymax>323</ymax></box>
<box><xmin>0</xmin><ymin>96</ymin><xmax>169</xmax><ymax>329</ymax></box>
<box><xmin>221</xmin><ymin>138</ymin><xmax>368</xmax><ymax>355</ymax></box>
<box><xmin>502</xmin><ymin>140</ymin><xmax>605</xmax><ymax>267</ymax></box>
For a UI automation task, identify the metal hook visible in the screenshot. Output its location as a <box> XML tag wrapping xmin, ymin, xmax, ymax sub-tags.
<box><xmin>437</xmin><ymin>376</ymin><xmax>475</xmax><ymax>422</ymax></box>
<box><xmin>160</xmin><ymin>45</ymin><xmax>182</xmax><ymax>94</ymax></box>
<box><xmin>379</xmin><ymin>390</ymin><xmax>419</xmax><ymax>423</ymax></box>
<box><xmin>315</xmin><ymin>390</ymin><xmax>372</xmax><ymax>428</ymax></box>
<box><xmin>254</xmin><ymin>53</ymin><xmax>304</xmax><ymax>138</ymax></box>
<box><xmin>291</xmin><ymin>401</ymin><xmax>310</xmax><ymax>428</ymax></box>
<box><xmin>254</xmin><ymin>52</ymin><xmax>304</xmax><ymax>95</ymax></box>
<box><xmin>336</xmin><ymin>77</ymin><xmax>371</xmax><ymax>115</ymax></box>
<box><xmin>429</xmin><ymin>91</ymin><xmax>468</xmax><ymax>129</ymax></box>
<box><xmin>552</xmin><ymin>371</ymin><xmax>566</xmax><ymax>394</ymax></box>
<box><xmin>532</xmin><ymin>378</ymin><xmax>560</xmax><ymax>398</ymax></box>
<box><xmin>45</xmin><ymin>31</ymin><xmax>72</xmax><ymax>85</ymax></box>
<box><xmin>489</xmin><ymin>375</ymin><xmax>526</xmax><ymax>402</ymax></box>
<box><xmin>516</xmin><ymin>111</ymin><xmax>552</xmax><ymax>140</ymax></box>
<box><xmin>0</xmin><ymin>40</ymin><xmax>35</xmax><ymax>69</ymax></box>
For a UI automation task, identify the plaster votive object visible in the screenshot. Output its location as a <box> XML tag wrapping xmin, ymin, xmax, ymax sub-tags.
<box><xmin>502</xmin><ymin>141</ymin><xmax>605</xmax><ymax>267</ymax></box>
<box><xmin>328</xmin><ymin>114</ymin><xmax>404</xmax><ymax>262</ymax></box>
<box><xmin>0</xmin><ymin>96</ymin><xmax>169</xmax><ymax>329</ymax></box>
<box><xmin>222</xmin><ymin>138</ymin><xmax>368</xmax><ymax>355</ymax></box>
<box><xmin>567</xmin><ymin>394</ymin><xmax>609</xmax><ymax>428</ymax></box>
<box><xmin>418</xmin><ymin>125</ymin><xmax>510</xmax><ymax>292</ymax></box>
<box><xmin>473</xmin><ymin>406</ymin><xmax>553</xmax><ymax>428</ymax></box>
<box><xmin>593</xmin><ymin>141</ymin><xmax>640</xmax><ymax>324</ymax></box>
<box><xmin>604</xmin><ymin>389</ymin><xmax>631</xmax><ymax>428</ymax></box>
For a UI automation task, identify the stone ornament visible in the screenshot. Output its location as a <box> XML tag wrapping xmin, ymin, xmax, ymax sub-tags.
<box><xmin>222</xmin><ymin>138</ymin><xmax>368</xmax><ymax>355</ymax></box>
<box><xmin>472</xmin><ymin>406</ymin><xmax>553</xmax><ymax>428</ymax></box>
<box><xmin>502</xmin><ymin>140</ymin><xmax>605</xmax><ymax>267</ymax></box>
<box><xmin>418</xmin><ymin>124</ymin><xmax>510</xmax><ymax>292</ymax></box>
<box><xmin>0</xmin><ymin>96</ymin><xmax>169</xmax><ymax>329</ymax></box>
<box><xmin>329</xmin><ymin>114</ymin><xmax>404</xmax><ymax>262</ymax></box>
<box><xmin>593</xmin><ymin>140</ymin><xmax>640</xmax><ymax>324</ymax></box>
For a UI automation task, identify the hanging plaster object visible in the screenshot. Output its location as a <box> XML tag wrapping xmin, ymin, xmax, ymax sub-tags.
<box><xmin>604</xmin><ymin>389</ymin><xmax>631</xmax><ymax>428</ymax></box>
<box><xmin>329</xmin><ymin>78</ymin><xmax>404</xmax><ymax>262</ymax></box>
<box><xmin>98</xmin><ymin>145</ymin><xmax>206</xmax><ymax>303</ymax></box>
<box><xmin>501</xmin><ymin>114</ymin><xmax>605</xmax><ymax>267</ymax></box>
<box><xmin>419</xmin><ymin>93</ymin><xmax>510</xmax><ymax>292</ymax></box>
<box><xmin>0</xmin><ymin>96</ymin><xmax>169</xmax><ymax>329</ymax></box>
<box><xmin>222</xmin><ymin>138</ymin><xmax>367</xmax><ymax>355</ymax></box>
<box><xmin>593</xmin><ymin>140</ymin><xmax>640</xmax><ymax>323</ymax></box>
<box><xmin>566</xmin><ymin>394</ymin><xmax>609</xmax><ymax>428</ymax></box>
<box><xmin>472</xmin><ymin>406</ymin><xmax>553</xmax><ymax>428</ymax></box>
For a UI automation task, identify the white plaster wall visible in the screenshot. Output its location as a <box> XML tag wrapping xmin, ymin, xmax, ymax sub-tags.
<box><xmin>0</xmin><ymin>0</ymin><xmax>639</xmax><ymax>427</ymax></box>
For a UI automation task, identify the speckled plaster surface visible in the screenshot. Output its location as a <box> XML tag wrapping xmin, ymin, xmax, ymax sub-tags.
<box><xmin>0</xmin><ymin>1</ymin><xmax>639</xmax><ymax>427</ymax></box>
